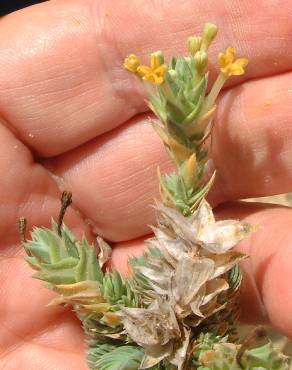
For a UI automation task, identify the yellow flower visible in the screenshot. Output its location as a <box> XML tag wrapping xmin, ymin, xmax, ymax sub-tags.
<box><xmin>137</xmin><ymin>52</ymin><xmax>167</xmax><ymax>85</ymax></box>
<box><xmin>123</xmin><ymin>54</ymin><xmax>141</xmax><ymax>73</ymax></box>
<box><xmin>218</xmin><ymin>47</ymin><xmax>249</xmax><ymax>77</ymax></box>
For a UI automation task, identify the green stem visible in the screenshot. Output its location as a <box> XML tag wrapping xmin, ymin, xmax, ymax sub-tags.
<box><xmin>201</xmin><ymin>72</ymin><xmax>227</xmax><ymax>115</ymax></box>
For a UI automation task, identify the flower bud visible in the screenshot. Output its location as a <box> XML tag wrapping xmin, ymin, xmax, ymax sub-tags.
<box><xmin>201</xmin><ymin>23</ymin><xmax>218</xmax><ymax>51</ymax></box>
<box><xmin>151</xmin><ymin>50</ymin><xmax>164</xmax><ymax>68</ymax></box>
<box><xmin>194</xmin><ymin>50</ymin><xmax>208</xmax><ymax>74</ymax></box>
<box><xmin>187</xmin><ymin>36</ymin><xmax>202</xmax><ymax>56</ymax></box>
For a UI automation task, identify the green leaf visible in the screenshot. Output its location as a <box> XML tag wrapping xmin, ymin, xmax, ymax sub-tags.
<box><xmin>89</xmin><ymin>344</ymin><xmax>144</xmax><ymax>370</ymax></box>
<box><xmin>166</xmin><ymin>100</ymin><xmax>187</xmax><ymax>125</ymax></box>
<box><xmin>87</xmin><ymin>343</ymin><xmax>117</xmax><ymax>368</ymax></box>
<box><xmin>165</xmin><ymin>71</ymin><xmax>180</xmax><ymax>96</ymax></box>
<box><xmin>60</xmin><ymin>224</ymin><xmax>79</xmax><ymax>258</ymax></box>
<box><xmin>227</xmin><ymin>264</ymin><xmax>242</xmax><ymax>291</ymax></box>
<box><xmin>102</xmin><ymin>270</ymin><xmax>140</xmax><ymax>309</ymax></box>
<box><xmin>25</xmin><ymin>256</ymin><xmax>41</xmax><ymax>270</ymax></box>
<box><xmin>182</xmin><ymin>95</ymin><xmax>203</xmax><ymax>125</ymax></box>
<box><xmin>168</xmin><ymin>56</ymin><xmax>177</xmax><ymax>69</ymax></box>
<box><xmin>242</xmin><ymin>343</ymin><xmax>290</xmax><ymax>370</ymax></box>
<box><xmin>149</xmin><ymin>91</ymin><xmax>167</xmax><ymax>123</ymax></box>
<box><xmin>24</xmin><ymin>221</ymin><xmax>103</xmax><ymax>286</ymax></box>
<box><xmin>40</xmin><ymin>257</ymin><xmax>78</xmax><ymax>271</ymax></box>
<box><xmin>32</xmin><ymin>269</ymin><xmax>76</xmax><ymax>284</ymax></box>
<box><xmin>186</xmin><ymin>74</ymin><xmax>207</xmax><ymax>105</ymax></box>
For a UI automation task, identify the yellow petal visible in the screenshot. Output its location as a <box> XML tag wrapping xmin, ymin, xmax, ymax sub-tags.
<box><xmin>151</xmin><ymin>54</ymin><xmax>160</xmax><ymax>69</ymax></box>
<box><xmin>142</xmin><ymin>71</ymin><xmax>165</xmax><ymax>85</ymax></box>
<box><xmin>136</xmin><ymin>65</ymin><xmax>152</xmax><ymax>78</ymax></box>
<box><xmin>137</xmin><ymin>62</ymin><xmax>166</xmax><ymax>85</ymax></box>
<box><xmin>150</xmin><ymin>51</ymin><xmax>164</xmax><ymax>69</ymax></box>
<box><xmin>218</xmin><ymin>47</ymin><xmax>235</xmax><ymax>69</ymax></box>
<box><xmin>143</xmin><ymin>72</ymin><xmax>157</xmax><ymax>84</ymax></box>
<box><xmin>218</xmin><ymin>47</ymin><xmax>248</xmax><ymax>77</ymax></box>
<box><xmin>218</xmin><ymin>53</ymin><xmax>226</xmax><ymax>68</ymax></box>
<box><xmin>152</xmin><ymin>74</ymin><xmax>164</xmax><ymax>84</ymax></box>
<box><xmin>155</xmin><ymin>64</ymin><xmax>167</xmax><ymax>78</ymax></box>
<box><xmin>226</xmin><ymin>47</ymin><xmax>236</xmax><ymax>61</ymax></box>
<box><xmin>123</xmin><ymin>54</ymin><xmax>140</xmax><ymax>73</ymax></box>
<box><xmin>229</xmin><ymin>58</ymin><xmax>249</xmax><ymax>76</ymax></box>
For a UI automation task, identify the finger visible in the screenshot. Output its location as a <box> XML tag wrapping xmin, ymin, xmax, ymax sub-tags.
<box><xmin>0</xmin><ymin>0</ymin><xmax>145</xmax><ymax>158</ymax></box>
<box><xmin>0</xmin><ymin>257</ymin><xmax>85</xmax><ymax>368</ymax></box>
<box><xmin>45</xmin><ymin>71</ymin><xmax>292</xmax><ymax>241</ymax></box>
<box><xmin>0</xmin><ymin>122</ymin><xmax>92</xmax><ymax>356</ymax></box>
<box><xmin>0</xmin><ymin>0</ymin><xmax>292</xmax><ymax>157</ymax></box>
<box><xmin>0</xmin><ymin>122</ymin><xmax>90</xmax><ymax>247</ymax></box>
<box><xmin>44</xmin><ymin>117</ymin><xmax>172</xmax><ymax>241</ymax></box>
<box><xmin>1</xmin><ymin>345</ymin><xmax>85</xmax><ymax>370</ymax></box>
<box><xmin>216</xmin><ymin>201</ymin><xmax>292</xmax><ymax>338</ymax></box>
<box><xmin>111</xmin><ymin>202</ymin><xmax>292</xmax><ymax>338</ymax></box>
<box><xmin>209</xmin><ymin>71</ymin><xmax>292</xmax><ymax>204</ymax></box>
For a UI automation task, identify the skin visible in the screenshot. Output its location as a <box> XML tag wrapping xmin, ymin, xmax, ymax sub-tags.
<box><xmin>0</xmin><ymin>0</ymin><xmax>292</xmax><ymax>368</ymax></box>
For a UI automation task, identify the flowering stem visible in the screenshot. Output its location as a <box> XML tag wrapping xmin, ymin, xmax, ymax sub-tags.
<box><xmin>202</xmin><ymin>72</ymin><xmax>227</xmax><ymax>115</ymax></box>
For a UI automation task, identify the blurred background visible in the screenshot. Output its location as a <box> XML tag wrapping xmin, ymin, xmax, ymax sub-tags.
<box><xmin>0</xmin><ymin>0</ymin><xmax>46</xmax><ymax>16</ymax></box>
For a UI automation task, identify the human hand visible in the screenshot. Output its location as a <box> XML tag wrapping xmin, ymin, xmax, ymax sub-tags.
<box><xmin>0</xmin><ymin>1</ymin><xmax>292</xmax><ymax>368</ymax></box>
